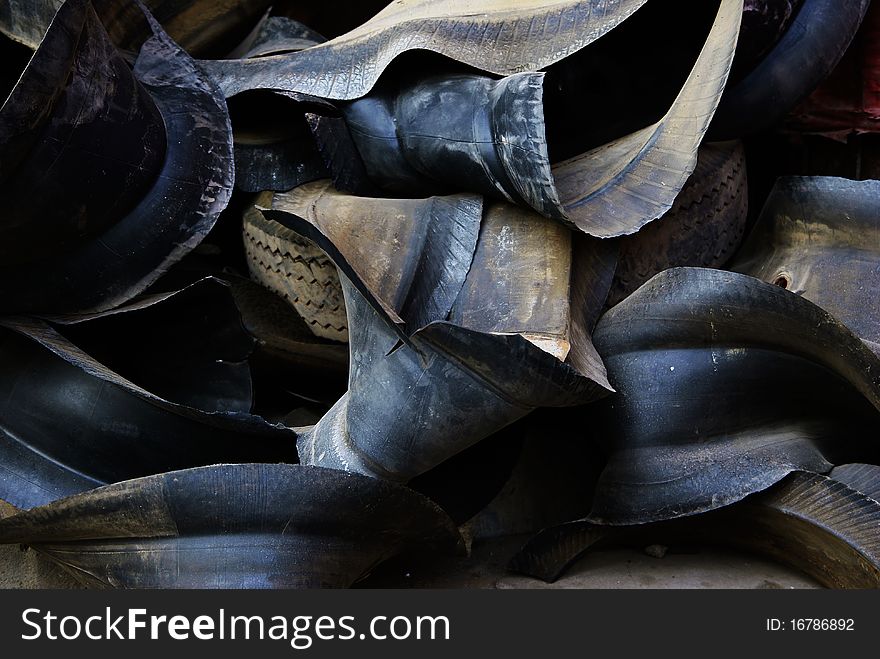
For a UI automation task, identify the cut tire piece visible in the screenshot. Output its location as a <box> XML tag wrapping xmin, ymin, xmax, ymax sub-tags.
<box><xmin>0</xmin><ymin>0</ymin><xmax>274</xmax><ymax>56</ymax></box>
<box><xmin>829</xmin><ymin>464</ymin><xmax>880</xmax><ymax>503</ymax></box>
<box><xmin>229</xmin><ymin>20</ymin><xmax>330</xmax><ymax>193</ymax></box>
<box><xmin>710</xmin><ymin>0</ymin><xmax>871</xmax><ymax>138</ymax></box>
<box><xmin>259</xmin><ymin>184</ymin><xmax>614</xmax><ymax>482</ymax></box>
<box><xmin>47</xmin><ymin>277</ymin><xmax>256</xmax><ymax>414</ymax></box>
<box><xmin>342</xmin><ymin>72</ymin><xmax>562</xmax><ymax>221</ymax></box>
<box><xmin>334</xmin><ymin>0</ymin><xmax>742</xmax><ymax>238</ymax></box>
<box><xmin>230</xmin><ymin>15</ymin><xmax>327</xmax><ymax>58</ymax></box>
<box><xmin>608</xmin><ymin>140</ymin><xmax>748</xmax><ymax>307</ymax></box>
<box><xmin>0</xmin><ymin>464</ymin><xmax>463</xmax><ymax>589</ymax></box>
<box><xmin>784</xmin><ymin>2</ymin><xmax>880</xmax><ymax>137</ymax></box>
<box><xmin>0</xmin><ymin>316</ymin><xmax>294</xmax><ymax>511</ymax></box>
<box><xmin>0</xmin><ymin>0</ymin><xmax>235</xmax><ymax>315</ymax></box>
<box><xmin>258</xmin><ymin>181</ymin><xmax>485</xmax><ymax>336</ymax></box>
<box><xmin>734</xmin><ymin>1</ymin><xmax>804</xmax><ymax>77</ymax></box>
<box><xmin>550</xmin><ymin>0</ymin><xmax>742</xmax><ymax>237</ymax></box>
<box><xmin>511</xmin><ymin>472</ymin><xmax>880</xmax><ymax>588</ymax></box>
<box><xmin>201</xmin><ymin>0</ymin><xmax>651</xmax><ymax>101</ymax></box>
<box><xmin>731</xmin><ymin>177</ymin><xmax>880</xmax><ymax>346</ymax></box>
<box><xmin>591</xmin><ymin>267</ymin><xmax>880</xmax><ymax>525</ymax></box>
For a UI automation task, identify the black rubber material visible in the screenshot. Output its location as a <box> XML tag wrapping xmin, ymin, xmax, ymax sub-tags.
<box><xmin>590</xmin><ymin>268</ymin><xmax>880</xmax><ymax>525</ymax></box>
<box><xmin>608</xmin><ymin>140</ymin><xmax>748</xmax><ymax>307</ymax></box>
<box><xmin>731</xmin><ymin>176</ymin><xmax>880</xmax><ymax>346</ymax></box>
<box><xmin>243</xmin><ymin>204</ymin><xmax>348</xmax><ymax>341</ymax></box>
<box><xmin>0</xmin><ymin>464</ymin><xmax>463</xmax><ymax>589</ymax></box>
<box><xmin>0</xmin><ymin>304</ymin><xmax>294</xmax><ymax>510</ymax></box>
<box><xmin>0</xmin><ymin>0</ymin><xmax>234</xmax><ymax>315</ymax></box>
<box><xmin>709</xmin><ymin>0</ymin><xmax>870</xmax><ymax>139</ymax></box>
<box><xmin>511</xmin><ymin>471</ymin><xmax>880</xmax><ymax>588</ymax></box>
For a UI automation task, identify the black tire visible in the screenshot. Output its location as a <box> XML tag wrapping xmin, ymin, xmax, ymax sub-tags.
<box><xmin>608</xmin><ymin>140</ymin><xmax>748</xmax><ymax>307</ymax></box>
<box><xmin>709</xmin><ymin>0</ymin><xmax>870</xmax><ymax>139</ymax></box>
<box><xmin>243</xmin><ymin>205</ymin><xmax>349</xmax><ymax>343</ymax></box>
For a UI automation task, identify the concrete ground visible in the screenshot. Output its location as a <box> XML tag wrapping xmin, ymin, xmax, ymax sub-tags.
<box><xmin>357</xmin><ymin>536</ymin><xmax>819</xmax><ymax>589</ymax></box>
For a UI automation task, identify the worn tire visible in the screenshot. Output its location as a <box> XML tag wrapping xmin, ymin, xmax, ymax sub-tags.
<box><xmin>710</xmin><ymin>0</ymin><xmax>870</xmax><ymax>139</ymax></box>
<box><xmin>243</xmin><ymin>205</ymin><xmax>348</xmax><ymax>342</ymax></box>
<box><xmin>608</xmin><ymin>140</ymin><xmax>748</xmax><ymax>307</ymax></box>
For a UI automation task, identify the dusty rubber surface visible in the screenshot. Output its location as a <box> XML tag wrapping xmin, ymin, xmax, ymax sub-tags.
<box><xmin>244</xmin><ymin>208</ymin><xmax>349</xmax><ymax>342</ymax></box>
<box><xmin>0</xmin><ymin>511</ymin><xmax>818</xmax><ymax>589</ymax></box>
<box><xmin>0</xmin><ymin>501</ymin><xmax>80</xmax><ymax>589</ymax></box>
<box><xmin>608</xmin><ymin>140</ymin><xmax>748</xmax><ymax>307</ymax></box>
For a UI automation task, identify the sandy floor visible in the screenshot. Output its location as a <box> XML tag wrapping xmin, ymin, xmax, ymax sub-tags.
<box><xmin>357</xmin><ymin>536</ymin><xmax>820</xmax><ymax>589</ymax></box>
